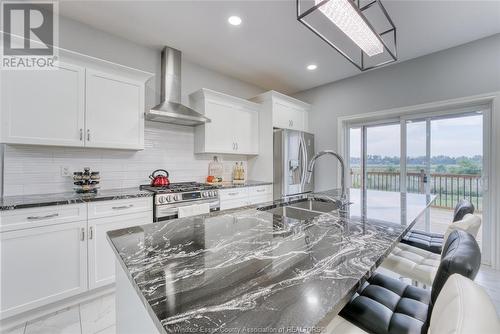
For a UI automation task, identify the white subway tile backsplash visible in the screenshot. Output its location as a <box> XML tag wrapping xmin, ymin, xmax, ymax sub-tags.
<box><xmin>3</xmin><ymin>123</ymin><xmax>247</xmax><ymax>196</ymax></box>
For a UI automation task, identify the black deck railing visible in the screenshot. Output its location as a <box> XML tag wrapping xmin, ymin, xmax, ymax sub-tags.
<box><xmin>350</xmin><ymin>169</ymin><xmax>482</xmax><ymax>211</ymax></box>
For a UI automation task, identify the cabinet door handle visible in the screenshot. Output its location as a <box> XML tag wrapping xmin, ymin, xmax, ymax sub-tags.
<box><xmin>81</xmin><ymin>228</ymin><xmax>85</xmax><ymax>241</ymax></box>
<box><xmin>27</xmin><ymin>213</ymin><xmax>59</xmax><ymax>220</ymax></box>
<box><xmin>112</xmin><ymin>204</ymin><xmax>134</xmax><ymax>210</ymax></box>
<box><xmin>89</xmin><ymin>226</ymin><xmax>93</xmax><ymax>240</ymax></box>
<box><xmin>228</xmin><ymin>192</ymin><xmax>239</xmax><ymax>196</ymax></box>
<box><xmin>256</xmin><ymin>189</ymin><xmax>266</xmax><ymax>193</ymax></box>
<box><xmin>235</xmin><ymin>142</ymin><xmax>238</xmax><ymax>150</ymax></box>
<box><xmin>80</xmin><ymin>129</ymin><xmax>83</xmax><ymax>141</ymax></box>
<box><xmin>87</xmin><ymin>129</ymin><xmax>90</xmax><ymax>141</ymax></box>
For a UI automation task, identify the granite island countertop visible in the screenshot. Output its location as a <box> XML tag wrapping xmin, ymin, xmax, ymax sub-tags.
<box><xmin>107</xmin><ymin>188</ymin><xmax>434</xmax><ymax>334</ymax></box>
<box><xmin>0</xmin><ymin>187</ymin><xmax>153</xmax><ymax>211</ymax></box>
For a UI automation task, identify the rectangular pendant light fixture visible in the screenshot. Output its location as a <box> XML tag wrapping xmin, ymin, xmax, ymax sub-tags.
<box><xmin>314</xmin><ymin>0</ymin><xmax>383</xmax><ymax>56</ymax></box>
<box><xmin>297</xmin><ymin>0</ymin><xmax>397</xmax><ymax>71</ymax></box>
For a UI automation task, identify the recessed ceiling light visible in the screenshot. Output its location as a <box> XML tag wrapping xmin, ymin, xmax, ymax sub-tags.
<box><xmin>307</xmin><ymin>64</ymin><xmax>317</xmax><ymax>70</ymax></box>
<box><xmin>228</xmin><ymin>16</ymin><xmax>242</xmax><ymax>26</ymax></box>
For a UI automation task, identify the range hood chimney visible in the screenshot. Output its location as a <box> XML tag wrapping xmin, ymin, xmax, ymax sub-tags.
<box><xmin>146</xmin><ymin>46</ymin><xmax>210</xmax><ymax>126</ymax></box>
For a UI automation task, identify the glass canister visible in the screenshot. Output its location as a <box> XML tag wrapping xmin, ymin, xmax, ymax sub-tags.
<box><xmin>208</xmin><ymin>156</ymin><xmax>223</xmax><ymax>182</ymax></box>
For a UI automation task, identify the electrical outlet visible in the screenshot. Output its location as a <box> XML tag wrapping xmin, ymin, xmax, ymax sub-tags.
<box><xmin>60</xmin><ymin>166</ymin><xmax>71</xmax><ymax>177</ymax></box>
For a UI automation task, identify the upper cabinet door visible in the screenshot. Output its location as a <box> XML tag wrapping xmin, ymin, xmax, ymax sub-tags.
<box><xmin>192</xmin><ymin>89</ymin><xmax>260</xmax><ymax>155</ymax></box>
<box><xmin>233</xmin><ymin>105</ymin><xmax>259</xmax><ymax>154</ymax></box>
<box><xmin>0</xmin><ymin>62</ymin><xmax>85</xmax><ymax>147</ymax></box>
<box><xmin>273</xmin><ymin>101</ymin><xmax>306</xmax><ymax>131</ymax></box>
<box><xmin>202</xmin><ymin>99</ymin><xmax>237</xmax><ymax>153</ymax></box>
<box><xmin>85</xmin><ymin>69</ymin><xmax>144</xmax><ymax>150</ymax></box>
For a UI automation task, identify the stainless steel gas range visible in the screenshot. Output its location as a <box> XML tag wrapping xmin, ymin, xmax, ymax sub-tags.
<box><xmin>140</xmin><ymin>182</ymin><xmax>220</xmax><ymax>222</ymax></box>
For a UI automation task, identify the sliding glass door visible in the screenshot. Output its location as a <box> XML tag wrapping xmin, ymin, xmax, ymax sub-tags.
<box><xmin>402</xmin><ymin>113</ymin><xmax>485</xmax><ymax>249</ymax></box>
<box><xmin>346</xmin><ymin>107</ymin><xmax>490</xmax><ymax>263</ymax></box>
<box><xmin>348</xmin><ymin>122</ymin><xmax>400</xmax><ymax>192</ymax></box>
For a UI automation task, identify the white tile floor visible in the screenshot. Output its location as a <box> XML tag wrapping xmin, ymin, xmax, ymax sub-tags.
<box><xmin>3</xmin><ymin>266</ymin><xmax>499</xmax><ymax>334</ymax></box>
<box><xmin>3</xmin><ymin>293</ymin><xmax>115</xmax><ymax>334</ymax></box>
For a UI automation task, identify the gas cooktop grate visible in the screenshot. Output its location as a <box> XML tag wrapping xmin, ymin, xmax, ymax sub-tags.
<box><xmin>140</xmin><ymin>182</ymin><xmax>218</xmax><ymax>193</ymax></box>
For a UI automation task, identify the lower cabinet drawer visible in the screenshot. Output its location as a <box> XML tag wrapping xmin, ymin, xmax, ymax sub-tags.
<box><xmin>248</xmin><ymin>194</ymin><xmax>273</xmax><ymax>205</ymax></box>
<box><xmin>88</xmin><ymin>211</ymin><xmax>152</xmax><ymax>289</ymax></box>
<box><xmin>0</xmin><ymin>221</ymin><xmax>88</xmax><ymax>319</ymax></box>
<box><xmin>220</xmin><ymin>198</ymin><xmax>249</xmax><ymax>211</ymax></box>
<box><xmin>87</xmin><ymin>197</ymin><xmax>153</xmax><ymax>219</ymax></box>
<box><xmin>248</xmin><ymin>185</ymin><xmax>272</xmax><ymax>198</ymax></box>
<box><xmin>218</xmin><ymin>188</ymin><xmax>249</xmax><ymax>201</ymax></box>
<box><xmin>0</xmin><ymin>204</ymin><xmax>87</xmax><ymax>232</ymax></box>
<box><xmin>219</xmin><ymin>185</ymin><xmax>273</xmax><ymax>210</ymax></box>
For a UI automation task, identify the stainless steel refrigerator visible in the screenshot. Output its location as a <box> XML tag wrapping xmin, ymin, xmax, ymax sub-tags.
<box><xmin>273</xmin><ymin>129</ymin><xmax>314</xmax><ymax>199</ymax></box>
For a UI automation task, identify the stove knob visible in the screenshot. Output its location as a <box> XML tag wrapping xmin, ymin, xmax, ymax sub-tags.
<box><xmin>165</xmin><ymin>195</ymin><xmax>171</xmax><ymax>202</ymax></box>
<box><xmin>174</xmin><ymin>195</ymin><xmax>180</xmax><ymax>201</ymax></box>
<box><xmin>204</xmin><ymin>191</ymin><xmax>209</xmax><ymax>197</ymax></box>
<box><xmin>210</xmin><ymin>191</ymin><xmax>215</xmax><ymax>197</ymax></box>
<box><xmin>158</xmin><ymin>196</ymin><xmax>165</xmax><ymax>204</ymax></box>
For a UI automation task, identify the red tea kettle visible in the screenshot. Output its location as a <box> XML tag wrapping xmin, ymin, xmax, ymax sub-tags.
<box><xmin>149</xmin><ymin>169</ymin><xmax>170</xmax><ymax>187</ymax></box>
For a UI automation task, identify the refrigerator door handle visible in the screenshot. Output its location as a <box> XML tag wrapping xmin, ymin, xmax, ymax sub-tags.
<box><xmin>299</xmin><ymin>133</ymin><xmax>308</xmax><ymax>189</ymax></box>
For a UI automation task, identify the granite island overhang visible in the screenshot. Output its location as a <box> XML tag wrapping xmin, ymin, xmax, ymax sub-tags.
<box><xmin>107</xmin><ymin>188</ymin><xmax>434</xmax><ymax>334</ymax></box>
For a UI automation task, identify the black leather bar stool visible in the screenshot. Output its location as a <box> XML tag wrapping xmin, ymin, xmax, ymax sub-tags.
<box><xmin>400</xmin><ymin>199</ymin><xmax>474</xmax><ymax>254</ymax></box>
<box><xmin>339</xmin><ymin>229</ymin><xmax>481</xmax><ymax>334</ymax></box>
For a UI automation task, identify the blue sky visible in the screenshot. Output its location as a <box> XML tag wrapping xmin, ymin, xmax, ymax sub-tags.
<box><xmin>350</xmin><ymin>114</ymin><xmax>483</xmax><ymax>158</ymax></box>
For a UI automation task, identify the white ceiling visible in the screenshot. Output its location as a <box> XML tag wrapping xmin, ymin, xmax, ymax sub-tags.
<box><xmin>60</xmin><ymin>0</ymin><xmax>500</xmax><ymax>94</ymax></box>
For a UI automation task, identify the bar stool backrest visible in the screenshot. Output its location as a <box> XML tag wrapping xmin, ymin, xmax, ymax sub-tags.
<box><xmin>452</xmin><ymin>199</ymin><xmax>474</xmax><ymax>222</ymax></box>
<box><xmin>429</xmin><ymin>274</ymin><xmax>500</xmax><ymax>334</ymax></box>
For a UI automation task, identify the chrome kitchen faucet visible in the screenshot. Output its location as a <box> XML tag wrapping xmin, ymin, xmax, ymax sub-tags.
<box><xmin>306</xmin><ymin>150</ymin><xmax>346</xmax><ymax>200</ymax></box>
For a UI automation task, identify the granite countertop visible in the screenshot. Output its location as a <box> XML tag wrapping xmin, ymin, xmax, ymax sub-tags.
<box><xmin>107</xmin><ymin>188</ymin><xmax>434</xmax><ymax>334</ymax></box>
<box><xmin>0</xmin><ymin>181</ymin><xmax>272</xmax><ymax>211</ymax></box>
<box><xmin>214</xmin><ymin>180</ymin><xmax>273</xmax><ymax>189</ymax></box>
<box><xmin>0</xmin><ymin>188</ymin><xmax>153</xmax><ymax>211</ymax></box>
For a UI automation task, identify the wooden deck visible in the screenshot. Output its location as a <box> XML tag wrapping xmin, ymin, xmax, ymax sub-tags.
<box><xmin>411</xmin><ymin>207</ymin><xmax>483</xmax><ymax>250</ymax></box>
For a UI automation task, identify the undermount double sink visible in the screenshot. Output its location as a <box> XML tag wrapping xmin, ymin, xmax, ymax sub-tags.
<box><xmin>258</xmin><ymin>198</ymin><xmax>343</xmax><ymax>221</ymax></box>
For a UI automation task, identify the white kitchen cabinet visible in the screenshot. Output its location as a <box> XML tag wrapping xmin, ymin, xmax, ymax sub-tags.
<box><xmin>0</xmin><ymin>203</ymin><xmax>87</xmax><ymax>233</ymax></box>
<box><xmin>250</xmin><ymin>90</ymin><xmax>310</xmax><ymax>132</ymax></box>
<box><xmin>219</xmin><ymin>188</ymin><xmax>249</xmax><ymax>210</ymax></box>
<box><xmin>0</xmin><ymin>221</ymin><xmax>88</xmax><ymax>318</ymax></box>
<box><xmin>190</xmin><ymin>89</ymin><xmax>259</xmax><ymax>155</ymax></box>
<box><xmin>234</xmin><ymin>105</ymin><xmax>259</xmax><ymax>154</ymax></box>
<box><xmin>219</xmin><ymin>185</ymin><xmax>272</xmax><ymax>210</ymax></box>
<box><xmin>85</xmin><ymin>69</ymin><xmax>145</xmax><ymax>150</ymax></box>
<box><xmin>88</xmin><ymin>211</ymin><xmax>152</xmax><ymax>289</ymax></box>
<box><xmin>0</xmin><ymin>51</ymin><xmax>152</xmax><ymax>150</ymax></box>
<box><xmin>0</xmin><ymin>62</ymin><xmax>86</xmax><ymax>147</ymax></box>
<box><xmin>0</xmin><ymin>197</ymin><xmax>152</xmax><ymax>320</ymax></box>
<box><xmin>273</xmin><ymin>100</ymin><xmax>307</xmax><ymax>131</ymax></box>
<box><xmin>87</xmin><ymin>197</ymin><xmax>152</xmax><ymax>219</ymax></box>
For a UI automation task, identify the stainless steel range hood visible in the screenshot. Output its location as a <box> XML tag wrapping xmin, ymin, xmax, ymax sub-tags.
<box><xmin>146</xmin><ymin>47</ymin><xmax>210</xmax><ymax>126</ymax></box>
